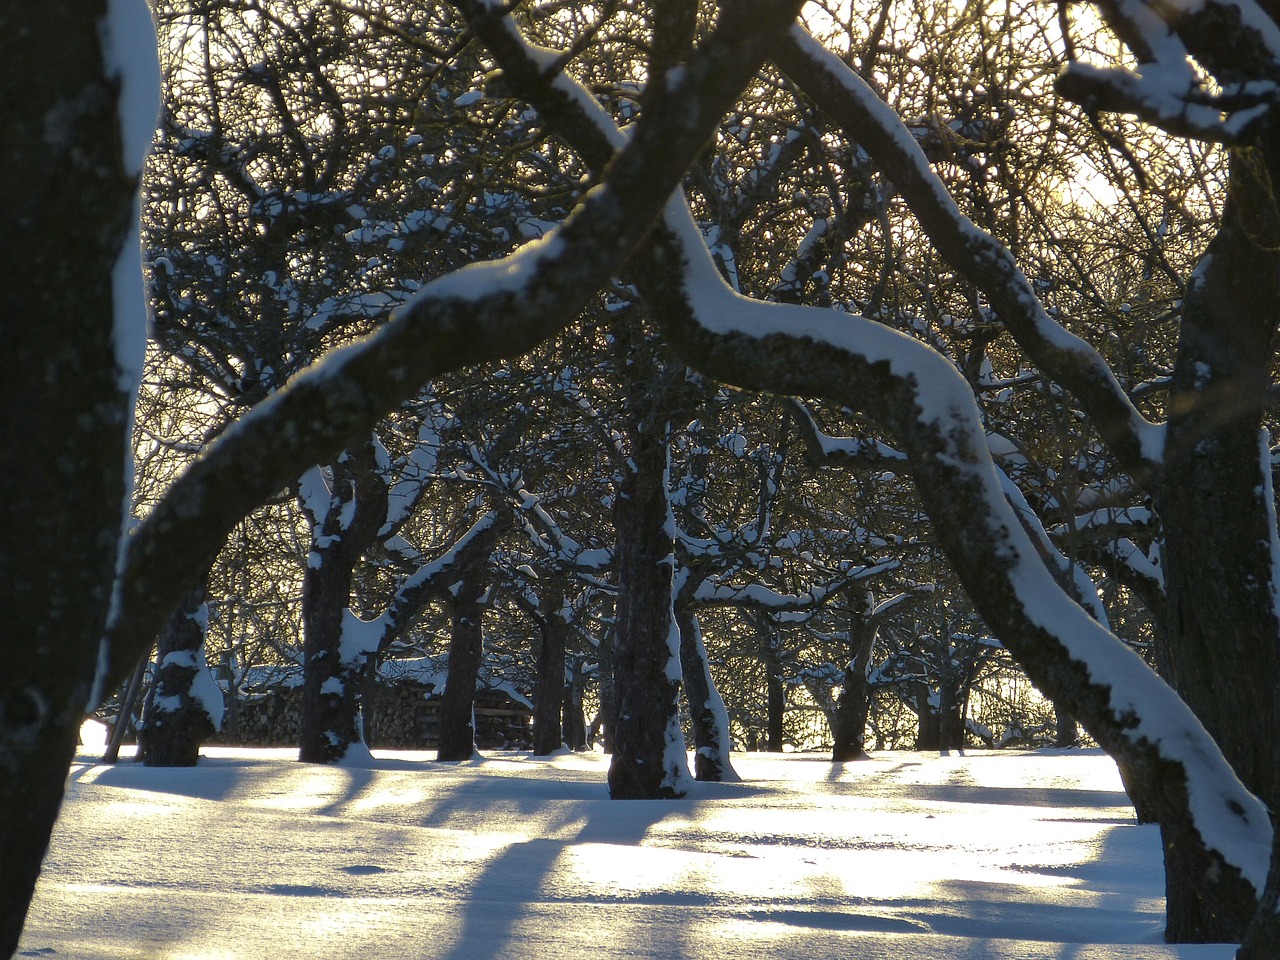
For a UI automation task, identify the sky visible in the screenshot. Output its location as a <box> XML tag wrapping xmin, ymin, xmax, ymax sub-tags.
<box><xmin>17</xmin><ymin>726</ymin><xmax>1238</xmax><ymax>960</ymax></box>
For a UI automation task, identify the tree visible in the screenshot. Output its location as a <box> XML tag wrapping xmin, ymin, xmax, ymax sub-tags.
<box><xmin>2</xmin><ymin>0</ymin><xmax>804</xmax><ymax>952</ymax></box>
<box><xmin>1</xmin><ymin>0</ymin><xmax>153</xmax><ymax>953</ymax></box>
<box><xmin>11</xmin><ymin>2</ymin><xmax>1280</xmax><ymax>958</ymax></box>
<box><xmin>136</xmin><ymin>578</ymin><xmax>220</xmax><ymax>766</ymax></box>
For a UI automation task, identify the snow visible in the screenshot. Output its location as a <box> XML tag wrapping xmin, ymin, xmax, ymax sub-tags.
<box><xmin>652</xmin><ymin>83</ymin><xmax>1268</xmax><ymax>892</ymax></box>
<box><xmin>101</xmin><ymin>0</ymin><xmax>159</xmax><ymax>387</ymax></box>
<box><xmin>95</xmin><ymin>0</ymin><xmax>162</xmax><ymax>710</ymax></box>
<box><xmin>22</xmin><ymin>735</ymin><xmax>1238</xmax><ymax>959</ymax></box>
<box><xmin>189</xmin><ymin>653</ymin><xmax>225</xmax><ymax>732</ymax></box>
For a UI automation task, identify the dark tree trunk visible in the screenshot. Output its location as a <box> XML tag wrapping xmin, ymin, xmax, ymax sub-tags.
<box><xmin>563</xmin><ymin>680</ymin><xmax>587</xmax><ymax>751</ymax></box>
<box><xmin>938</xmin><ymin>674</ymin><xmax>961</xmax><ymax>754</ymax></box>
<box><xmin>298</xmin><ymin>447</ymin><xmax>387</xmax><ymax>764</ymax></box>
<box><xmin>676</xmin><ymin>601</ymin><xmax>738</xmax><ymax>781</ymax></box>
<box><xmin>608</xmin><ymin>418</ymin><xmax>688</xmax><ymax>799</ymax></box>
<box><xmin>832</xmin><ymin>661</ymin><xmax>873</xmax><ymax>762</ymax></box>
<box><xmin>532</xmin><ymin>590</ymin><xmax>568</xmax><ymax>755</ymax></box>
<box><xmin>1240</xmin><ymin>844</ymin><xmax>1280</xmax><ymax>959</ymax></box>
<box><xmin>766</xmin><ymin>671</ymin><xmax>786</xmax><ymax>752</ymax></box>
<box><xmin>0</xmin><ymin>5</ymin><xmax>137</xmax><ymax>954</ymax></box>
<box><xmin>754</xmin><ymin>615</ymin><xmax>787</xmax><ymax>753</ymax></box>
<box><xmin>914</xmin><ymin>705</ymin><xmax>942</xmax><ymax>752</ymax></box>
<box><xmin>437</xmin><ymin>575</ymin><xmax>487</xmax><ymax>762</ymax></box>
<box><xmin>1159</xmin><ymin>144</ymin><xmax>1280</xmax><ymax>945</ymax></box>
<box><xmin>298</xmin><ymin>535</ymin><xmax>361</xmax><ymax>763</ymax></box>
<box><xmin>138</xmin><ymin>581</ymin><xmax>215</xmax><ymax>767</ymax></box>
<box><xmin>1054</xmin><ymin>703</ymin><xmax>1079</xmax><ymax>749</ymax></box>
<box><xmin>832</xmin><ymin>604</ymin><xmax>877</xmax><ymax>762</ymax></box>
<box><xmin>591</xmin><ymin>625</ymin><xmax>616</xmax><ymax>753</ymax></box>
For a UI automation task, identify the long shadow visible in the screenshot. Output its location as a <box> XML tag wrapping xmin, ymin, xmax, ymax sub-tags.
<box><xmin>909</xmin><ymin>821</ymin><xmax>1166</xmax><ymax>944</ymax></box>
<box><xmin>884</xmin><ymin>782</ymin><xmax>1134</xmax><ymax>812</ymax></box>
<box><xmin>432</xmin><ymin>790</ymin><xmax>692</xmax><ymax>960</ymax></box>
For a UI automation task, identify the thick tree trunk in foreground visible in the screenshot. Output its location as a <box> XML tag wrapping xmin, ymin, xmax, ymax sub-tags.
<box><xmin>0</xmin><ymin>3</ymin><xmax>137</xmax><ymax>954</ymax></box>
<box><xmin>609</xmin><ymin>418</ymin><xmax>689</xmax><ymax>798</ymax></box>
<box><xmin>1160</xmin><ymin>144</ymin><xmax>1280</xmax><ymax>946</ymax></box>
<box><xmin>138</xmin><ymin>582</ymin><xmax>215</xmax><ymax>767</ymax></box>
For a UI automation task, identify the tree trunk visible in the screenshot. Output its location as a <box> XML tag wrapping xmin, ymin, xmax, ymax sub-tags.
<box><xmin>938</xmin><ymin>672</ymin><xmax>961</xmax><ymax>755</ymax></box>
<box><xmin>1054</xmin><ymin>703</ymin><xmax>1079</xmax><ymax>749</ymax></box>
<box><xmin>138</xmin><ymin>581</ymin><xmax>216</xmax><ymax>767</ymax></box>
<box><xmin>754</xmin><ymin>615</ymin><xmax>787</xmax><ymax>753</ymax></box>
<box><xmin>1240</xmin><ymin>844</ymin><xmax>1280</xmax><ymax>959</ymax></box>
<box><xmin>1159</xmin><ymin>144</ymin><xmax>1280</xmax><ymax>945</ymax></box>
<box><xmin>915</xmin><ymin>704</ymin><xmax>942</xmax><ymax>752</ymax></box>
<box><xmin>563</xmin><ymin>678</ymin><xmax>587</xmax><ymax>751</ymax></box>
<box><xmin>298</xmin><ymin>534</ymin><xmax>362</xmax><ymax>763</ymax></box>
<box><xmin>766</xmin><ymin>671</ymin><xmax>786</xmax><ymax>752</ymax></box>
<box><xmin>532</xmin><ymin>590</ymin><xmax>567</xmax><ymax>755</ymax></box>
<box><xmin>298</xmin><ymin>448</ymin><xmax>386</xmax><ymax>764</ymax></box>
<box><xmin>832</xmin><ymin>605</ymin><xmax>877</xmax><ymax>762</ymax></box>
<box><xmin>676</xmin><ymin>602</ymin><xmax>739</xmax><ymax>781</ymax></box>
<box><xmin>608</xmin><ymin>418</ymin><xmax>689</xmax><ymax>799</ymax></box>
<box><xmin>0</xmin><ymin>4</ymin><xmax>138</xmax><ymax>954</ymax></box>
<box><xmin>593</xmin><ymin>624</ymin><xmax>616</xmax><ymax>753</ymax></box>
<box><xmin>437</xmin><ymin>575</ymin><xmax>487</xmax><ymax>762</ymax></box>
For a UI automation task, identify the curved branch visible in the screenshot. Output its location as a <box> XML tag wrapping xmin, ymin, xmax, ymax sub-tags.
<box><xmin>469</xmin><ymin>24</ymin><xmax>1268</xmax><ymax>918</ymax></box>
<box><xmin>771</xmin><ymin>27</ymin><xmax>1165</xmax><ymax>489</ymax></box>
<box><xmin>103</xmin><ymin>0</ymin><xmax>807</xmax><ymax>691</ymax></box>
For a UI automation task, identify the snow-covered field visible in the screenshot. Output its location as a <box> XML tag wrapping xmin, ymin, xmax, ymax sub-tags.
<box><xmin>20</xmin><ymin>728</ymin><xmax>1237</xmax><ymax>959</ymax></box>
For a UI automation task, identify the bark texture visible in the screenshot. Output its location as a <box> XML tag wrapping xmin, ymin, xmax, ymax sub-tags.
<box><xmin>532</xmin><ymin>588</ymin><xmax>568</xmax><ymax>755</ymax></box>
<box><xmin>831</xmin><ymin>604</ymin><xmax>877</xmax><ymax>762</ymax></box>
<box><xmin>437</xmin><ymin>574</ymin><xmax>489</xmax><ymax>762</ymax></box>
<box><xmin>1159</xmin><ymin>143</ymin><xmax>1280</xmax><ymax>945</ymax></box>
<box><xmin>676</xmin><ymin>600</ymin><xmax>737</xmax><ymax>781</ymax></box>
<box><xmin>0</xmin><ymin>2</ymin><xmax>136</xmax><ymax>954</ymax></box>
<box><xmin>138</xmin><ymin>582</ymin><xmax>215</xmax><ymax>767</ymax></box>
<box><xmin>298</xmin><ymin>447</ymin><xmax>388</xmax><ymax>764</ymax></box>
<box><xmin>608</xmin><ymin>415</ymin><xmax>688</xmax><ymax>799</ymax></box>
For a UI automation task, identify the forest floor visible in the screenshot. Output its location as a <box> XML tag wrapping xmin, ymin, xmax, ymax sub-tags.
<box><xmin>19</xmin><ymin>729</ymin><xmax>1238</xmax><ymax>959</ymax></box>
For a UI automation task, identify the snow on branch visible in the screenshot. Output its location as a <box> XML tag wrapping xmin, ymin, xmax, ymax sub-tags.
<box><xmin>343</xmin><ymin>508</ymin><xmax>504</xmax><ymax>662</ymax></box>
<box><xmin>771</xmin><ymin>27</ymin><xmax>1166</xmax><ymax>488</ymax></box>
<box><xmin>1058</xmin><ymin>0</ymin><xmax>1280</xmax><ymax>141</ymax></box>
<box><xmin>1056</xmin><ymin>63</ymin><xmax>1274</xmax><ymax>144</ymax></box>
<box><xmin>785</xmin><ymin>399</ymin><xmax>909</xmax><ymax>469</ymax></box>
<box><xmin>692</xmin><ymin>558</ymin><xmax>897</xmax><ymax>619</ymax></box>
<box><xmin>108</xmin><ymin>0</ymin><xmax>805</xmax><ymax>696</ymax></box>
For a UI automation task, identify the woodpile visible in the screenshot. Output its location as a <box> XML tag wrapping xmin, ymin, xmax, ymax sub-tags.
<box><xmin>210</xmin><ymin>676</ymin><xmax>533</xmax><ymax>750</ymax></box>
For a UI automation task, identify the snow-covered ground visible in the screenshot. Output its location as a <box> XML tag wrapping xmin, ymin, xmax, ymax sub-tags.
<box><xmin>20</xmin><ymin>726</ymin><xmax>1237</xmax><ymax>959</ymax></box>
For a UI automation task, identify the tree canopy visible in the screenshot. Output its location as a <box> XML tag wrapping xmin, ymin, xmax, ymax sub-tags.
<box><xmin>8</xmin><ymin>0</ymin><xmax>1280</xmax><ymax>956</ymax></box>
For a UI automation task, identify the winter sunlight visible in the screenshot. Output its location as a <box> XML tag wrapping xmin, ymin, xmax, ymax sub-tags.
<box><xmin>20</xmin><ymin>731</ymin><xmax>1230</xmax><ymax>960</ymax></box>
